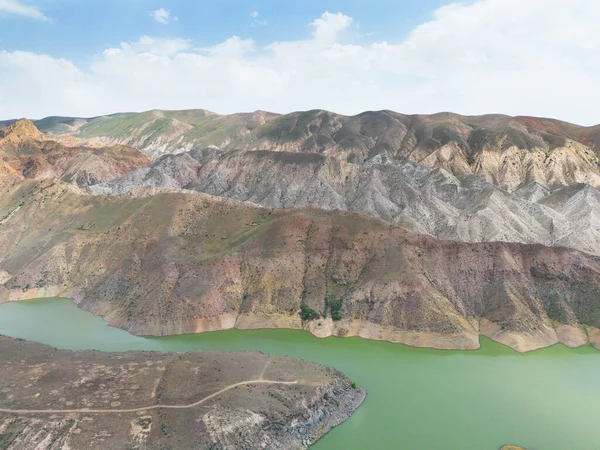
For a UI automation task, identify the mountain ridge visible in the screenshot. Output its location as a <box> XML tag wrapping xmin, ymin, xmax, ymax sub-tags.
<box><xmin>22</xmin><ymin>108</ymin><xmax>600</xmax><ymax>191</ymax></box>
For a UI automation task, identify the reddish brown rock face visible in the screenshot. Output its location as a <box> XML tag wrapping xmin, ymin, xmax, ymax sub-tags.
<box><xmin>0</xmin><ymin>119</ymin><xmax>149</xmax><ymax>186</ymax></box>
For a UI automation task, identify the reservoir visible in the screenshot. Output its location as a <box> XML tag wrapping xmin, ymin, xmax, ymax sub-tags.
<box><xmin>0</xmin><ymin>298</ymin><xmax>599</xmax><ymax>449</ymax></box>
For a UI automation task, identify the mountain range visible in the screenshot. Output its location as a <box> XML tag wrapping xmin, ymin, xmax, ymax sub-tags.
<box><xmin>1</xmin><ymin>110</ymin><xmax>599</xmax><ymax>352</ymax></box>
<box><xmin>32</xmin><ymin>109</ymin><xmax>600</xmax><ymax>190</ymax></box>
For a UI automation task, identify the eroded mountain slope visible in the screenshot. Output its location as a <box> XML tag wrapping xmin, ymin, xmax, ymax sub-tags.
<box><xmin>0</xmin><ymin>179</ymin><xmax>599</xmax><ymax>352</ymax></box>
<box><xmin>90</xmin><ymin>148</ymin><xmax>600</xmax><ymax>256</ymax></box>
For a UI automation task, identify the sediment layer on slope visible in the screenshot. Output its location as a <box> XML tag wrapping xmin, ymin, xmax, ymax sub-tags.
<box><xmin>0</xmin><ymin>119</ymin><xmax>149</xmax><ymax>187</ymax></box>
<box><xmin>90</xmin><ymin>148</ymin><xmax>600</xmax><ymax>256</ymax></box>
<box><xmin>0</xmin><ymin>336</ymin><xmax>365</xmax><ymax>449</ymax></box>
<box><xmin>35</xmin><ymin>109</ymin><xmax>600</xmax><ymax>190</ymax></box>
<box><xmin>0</xmin><ymin>178</ymin><xmax>599</xmax><ymax>352</ymax></box>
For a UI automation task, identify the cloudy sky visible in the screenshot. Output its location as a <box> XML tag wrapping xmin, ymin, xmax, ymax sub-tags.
<box><xmin>0</xmin><ymin>0</ymin><xmax>599</xmax><ymax>125</ymax></box>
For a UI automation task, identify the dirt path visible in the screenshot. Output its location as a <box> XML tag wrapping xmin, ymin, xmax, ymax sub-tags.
<box><xmin>259</xmin><ymin>355</ymin><xmax>274</xmax><ymax>380</ymax></box>
<box><xmin>0</xmin><ymin>379</ymin><xmax>298</xmax><ymax>415</ymax></box>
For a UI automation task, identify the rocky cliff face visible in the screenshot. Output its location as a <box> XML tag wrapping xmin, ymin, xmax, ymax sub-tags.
<box><xmin>0</xmin><ymin>336</ymin><xmax>365</xmax><ymax>449</ymax></box>
<box><xmin>1</xmin><ymin>179</ymin><xmax>599</xmax><ymax>352</ymax></box>
<box><xmin>90</xmin><ymin>148</ymin><xmax>600</xmax><ymax>257</ymax></box>
<box><xmin>0</xmin><ymin>119</ymin><xmax>150</xmax><ymax>187</ymax></box>
<box><xmin>37</xmin><ymin>109</ymin><xmax>600</xmax><ymax>190</ymax></box>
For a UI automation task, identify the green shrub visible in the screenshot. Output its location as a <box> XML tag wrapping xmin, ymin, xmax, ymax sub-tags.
<box><xmin>325</xmin><ymin>297</ymin><xmax>343</xmax><ymax>321</ymax></box>
<box><xmin>299</xmin><ymin>305</ymin><xmax>320</xmax><ymax>321</ymax></box>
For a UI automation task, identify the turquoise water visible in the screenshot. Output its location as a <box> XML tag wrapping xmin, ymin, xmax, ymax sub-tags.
<box><xmin>0</xmin><ymin>298</ymin><xmax>599</xmax><ymax>449</ymax></box>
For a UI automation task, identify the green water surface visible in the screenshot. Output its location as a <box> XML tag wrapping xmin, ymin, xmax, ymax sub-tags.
<box><xmin>0</xmin><ymin>298</ymin><xmax>599</xmax><ymax>450</ymax></box>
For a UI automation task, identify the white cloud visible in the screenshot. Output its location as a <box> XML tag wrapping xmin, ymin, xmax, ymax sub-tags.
<box><xmin>116</xmin><ymin>36</ymin><xmax>191</xmax><ymax>57</ymax></box>
<box><xmin>2</xmin><ymin>2</ymin><xmax>600</xmax><ymax>125</ymax></box>
<box><xmin>310</xmin><ymin>11</ymin><xmax>353</xmax><ymax>44</ymax></box>
<box><xmin>0</xmin><ymin>0</ymin><xmax>50</xmax><ymax>21</ymax></box>
<box><xmin>208</xmin><ymin>36</ymin><xmax>255</xmax><ymax>58</ymax></box>
<box><xmin>250</xmin><ymin>10</ymin><xmax>267</xmax><ymax>26</ymax></box>
<box><xmin>151</xmin><ymin>8</ymin><xmax>176</xmax><ymax>24</ymax></box>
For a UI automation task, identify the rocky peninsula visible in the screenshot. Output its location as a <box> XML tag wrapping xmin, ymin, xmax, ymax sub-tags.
<box><xmin>0</xmin><ymin>336</ymin><xmax>365</xmax><ymax>449</ymax></box>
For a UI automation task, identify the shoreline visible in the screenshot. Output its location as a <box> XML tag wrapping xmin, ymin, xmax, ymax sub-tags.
<box><xmin>2</xmin><ymin>295</ymin><xmax>599</xmax><ymax>354</ymax></box>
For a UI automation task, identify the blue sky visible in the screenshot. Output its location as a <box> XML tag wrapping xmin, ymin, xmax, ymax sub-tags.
<box><xmin>1</xmin><ymin>0</ymin><xmax>599</xmax><ymax>125</ymax></box>
<box><xmin>1</xmin><ymin>0</ymin><xmax>447</xmax><ymax>62</ymax></box>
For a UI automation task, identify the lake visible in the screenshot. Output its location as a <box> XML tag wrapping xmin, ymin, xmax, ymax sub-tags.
<box><xmin>0</xmin><ymin>298</ymin><xmax>599</xmax><ymax>449</ymax></box>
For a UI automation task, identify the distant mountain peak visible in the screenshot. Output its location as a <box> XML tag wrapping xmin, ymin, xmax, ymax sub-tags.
<box><xmin>0</xmin><ymin>118</ymin><xmax>44</xmax><ymax>141</ymax></box>
<box><xmin>0</xmin><ymin>117</ymin><xmax>149</xmax><ymax>187</ymax></box>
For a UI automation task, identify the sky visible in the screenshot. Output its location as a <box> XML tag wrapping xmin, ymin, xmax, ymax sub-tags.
<box><xmin>0</xmin><ymin>0</ymin><xmax>599</xmax><ymax>125</ymax></box>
